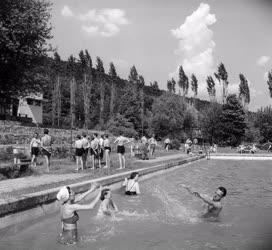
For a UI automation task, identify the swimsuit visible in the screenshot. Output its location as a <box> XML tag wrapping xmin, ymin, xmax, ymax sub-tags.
<box><xmin>59</xmin><ymin>212</ymin><xmax>79</xmax><ymax>245</ymax></box>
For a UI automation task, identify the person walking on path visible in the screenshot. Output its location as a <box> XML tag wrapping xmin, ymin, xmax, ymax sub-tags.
<box><xmin>30</xmin><ymin>132</ymin><xmax>40</xmax><ymax>168</ymax></box>
<box><xmin>81</xmin><ymin>133</ymin><xmax>90</xmax><ymax>169</ymax></box>
<box><xmin>103</xmin><ymin>134</ymin><xmax>111</xmax><ymax>169</ymax></box>
<box><xmin>57</xmin><ymin>183</ymin><xmax>101</xmax><ymax>245</ymax></box>
<box><xmin>90</xmin><ymin>133</ymin><xmax>100</xmax><ymax>169</ymax></box>
<box><xmin>74</xmin><ymin>135</ymin><xmax>84</xmax><ymax>171</ymax></box>
<box><xmin>114</xmin><ymin>132</ymin><xmax>130</xmax><ymax>169</ymax></box>
<box><xmin>148</xmin><ymin>134</ymin><xmax>157</xmax><ymax>158</ymax></box>
<box><xmin>41</xmin><ymin>128</ymin><xmax>52</xmax><ymax>172</ymax></box>
<box><xmin>98</xmin><ymin>134</ymin><xmax>104</xmax><ymax>168</ymax></box>
<box><xmin>164</xmin><ymin>138</ymin><xmax>171</xmax><ymax>152</ymax></box>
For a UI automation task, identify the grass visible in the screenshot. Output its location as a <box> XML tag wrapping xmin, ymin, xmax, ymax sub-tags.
<box><xmin>0</xmin><ymin>148</ymin><xmax>187</xmax><ymax>200</ymax></box>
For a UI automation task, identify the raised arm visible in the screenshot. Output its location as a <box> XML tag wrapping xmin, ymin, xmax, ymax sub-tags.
<box><xmin>193</xmin><ymin>192</ymin><xmax>215</xmax><ymax>206</ymax></box>
<box><xmin>71</xmin><ymin>188</ymin><xmax>101</xmax><ymax>211</ymax></box>
<box><xmin>180</xmin><ymin>184</ymin><xmax>215</xmax><ymax>206</ymax></box>
<box><xmin>75</xmin><ymin>183</ymin><xmax>98</xmax><ymax>203</ymax></box>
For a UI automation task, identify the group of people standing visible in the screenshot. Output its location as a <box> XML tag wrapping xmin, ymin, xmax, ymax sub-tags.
<box><xmin>29</xmin><ymin>128</ymin><xmax>52</xmax><ymax>171</ymax></box>
<box><xmin>74</xmin><ymin>131</ymin><xmax>131</xmax><ymax>171</ymax></box>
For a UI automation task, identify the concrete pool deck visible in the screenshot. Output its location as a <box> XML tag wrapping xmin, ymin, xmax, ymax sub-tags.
<box><xmin>210</xmin><ymin>153</ymin><xmax>272</xmax><ymax>160</ymax></box>
<box><xmin>0</xmin><ymin>154</ymin><xmax>205</xmax><ymax>230</ymax></box>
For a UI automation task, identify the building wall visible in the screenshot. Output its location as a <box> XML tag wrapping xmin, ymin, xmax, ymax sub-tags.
<box><xmin>17</xmin><ymin>98</ymin><xmax>43</xmax><ymax>124</ymax></box>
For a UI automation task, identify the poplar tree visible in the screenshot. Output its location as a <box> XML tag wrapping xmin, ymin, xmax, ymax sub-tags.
<box><xmin>52</xmin><ymin>52</ymin><xmax>62</xmax><ymax>127</ymax></box>
<box><xmin>109</xmin><ymin>62</ymin><xmax>117</xmax><ymax>117</ymax></box>
<box><xmin>239</xmin><ymin>73</ymin><xmax>250</xmax><ymax>108</ymax></box>
<box><xmin>139</xmin><ymin>75</ymin><xmax>145</xmax><ymax>135</ymax></box>
<box><xmin>79</xmin><ymin>50</ymin><xmax>92</xmax><ymax>128</ymax></box>
<box><xmin>178</xmin><ymin>65</ymin><xmax>189</xmax><ymax>97</ymax></box>
<box><xmin>167</xmin><ymin>80</ymin><xmax>173</xmax><ymax>93</ymax></box>
<box><xmin>206</xmin><ymin>76</ymin><xmax>216</xmax><ymax>101</ymax></box>
<box><xmin>171</xmin><ymin>78</ymin><xmax>176</xmax><ymax>94</ymax></box>
<box><xmin>267</xmin><ymin>70</ymin><xmax>272</xmax><ymax>98</ymax></box>
<box><xmin>214</xmin><ymin>63</ymin><xmax>228</xmax><ymax>104</ymax></box>
<box><xmin>67</xmin><ymin>55</ymin><xmax>76</xmax><ymax>128</ymax></box>
<box><xmin>191</xmin><ymin>74</ymin><xmax>198</xmax><ymax>100</ymax></box>
<box><xmin>96</xmin><ymin>57</ymin><xmax>105</xmax><ymax>127</ymax></box>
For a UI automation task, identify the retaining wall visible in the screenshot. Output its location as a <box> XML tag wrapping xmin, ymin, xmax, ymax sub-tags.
<box><xmin>0</xmin><ymin>155</ymin><xmax>204</xmax><ymax>230</ymax></box>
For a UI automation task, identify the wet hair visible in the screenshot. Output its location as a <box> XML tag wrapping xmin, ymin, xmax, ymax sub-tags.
<box><xmin>44</xmin><ymin>128</ymin><xmax>49</xmax><ymax>134</ymax></box>
<box><xmin>129</xmin><ymin>172</ymin><xmax>139</xmax><ymax>180</ymax></box>
<box><xmin>218</xmin><ymin>186</ymin><xmax>227</xmax><ymax>197</ymax></box>
<box><xmin>100</xmin><ymin>188</ymin><xmax>110</xmax><ymax>201</ymax></box>
<box><xmin>76</xmin><ymin>134</ymin><xmax>81</xmax><ymax>139</ymax></box>
<box><xmin>66</xmin><ymin>186</ymin><xmax>71</xmax><ymax>194</ymax></box>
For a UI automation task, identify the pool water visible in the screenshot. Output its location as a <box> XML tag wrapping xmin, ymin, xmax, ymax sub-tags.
<box><xmin>0</xmin><ymin>159</ymin><xmax>272</xmax><ymax>250</ymax></box>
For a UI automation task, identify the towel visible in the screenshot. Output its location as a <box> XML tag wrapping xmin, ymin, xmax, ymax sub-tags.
<box><xmin>57</xmin><ymin>186</ymin><xmax>70</xmax><ymax>202</ymax></box>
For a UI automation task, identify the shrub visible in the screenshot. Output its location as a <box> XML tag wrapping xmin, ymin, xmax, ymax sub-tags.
<box><xmin>171</xmin><ymin>139</ymin><xmax>181</xmax><ymax>150</ymax></box>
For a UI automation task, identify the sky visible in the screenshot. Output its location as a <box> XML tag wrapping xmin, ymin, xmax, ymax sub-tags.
<box><xmin>50</xmin><ymin>0</ymin><xmax>272</xmax><ymax>111</ymax></box>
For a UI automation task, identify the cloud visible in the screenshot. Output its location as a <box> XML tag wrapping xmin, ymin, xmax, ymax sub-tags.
<box><xmin>78</xmin><ymin>8</ymin><xmax>129</xmax><ymax>37</ymax></box>
<box><xmin>257</xmin><ymin>56</ymin><xmax>270</xmax><ymax>67</ymax></box>
<box><xmin>61</xmin><ymin>6</ymin><xmax>74</xmax><ymax>17</ymax></box>
<box><xmin>170</xmin><ymin>3</ymin><xmax>216</xmax><ymax>98</ymax></box>
<box><xmin>81</xmin><ymin>25</ymin><xmax>99</xmax><ymax>35</ymax></box>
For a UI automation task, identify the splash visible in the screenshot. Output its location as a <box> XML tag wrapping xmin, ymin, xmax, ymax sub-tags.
<box><xmin>152</xmin><ymin>185</ymin><xmax>200</xmax><ymax>224</ymax></box>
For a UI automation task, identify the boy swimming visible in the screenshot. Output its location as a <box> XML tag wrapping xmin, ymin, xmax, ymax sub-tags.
<box><xmin>181</xmin><ymin>184</ymin><xmax>227</xmax><ymax>218</ymax></box>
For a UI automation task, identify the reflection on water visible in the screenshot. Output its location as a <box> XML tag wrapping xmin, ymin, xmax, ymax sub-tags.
<box><xmin>0</xmin><ymin>159</ymin><xmax>272</xmax><ymax>250</ymax></box>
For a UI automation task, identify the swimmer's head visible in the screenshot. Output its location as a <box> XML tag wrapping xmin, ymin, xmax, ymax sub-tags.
<box><xmin>129</xmin><ymin>172</ymin><xmax>139</xmax><ymax>180</ymax></box>
<box><xmin>213</xmin><ymin>187</ymin><xmax>227</xmax><ymax>201</ymax></box>
<box><xmin>100</xmin><ymin>188</ymin><xmax>111</xmax><ymax>201</ymax></box>
<box><xmin>67</xmin><ymin>186</ymin><xmax>75</xmax><ymax>202</ymax></box>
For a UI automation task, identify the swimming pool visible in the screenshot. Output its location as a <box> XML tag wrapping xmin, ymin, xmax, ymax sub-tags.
<box><xmin>0</xmin><ymin>159</ymin><xmax>271</xmax><ymax>250</ymax></box>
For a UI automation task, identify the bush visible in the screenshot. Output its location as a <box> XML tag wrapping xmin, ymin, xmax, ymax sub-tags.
<box><xmin>171</xmin><ymin>139</ymin><xmax>181</xmax><ymax>150</ymax></box>
<box><xmin>107</xmin><ymin>114</ymin><xmax>138</xmax><ymax>138</ymax></box>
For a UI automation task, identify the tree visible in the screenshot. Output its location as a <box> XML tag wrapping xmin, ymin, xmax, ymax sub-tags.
<box><xmin>206</xmin><ymin>76</ymin><xmax>216</xmax><ymax>101</ymax></box>
<box><xmin>214</xmin><ymin>63</ymin><xmax>228</xmax><ymax>104</ymax></box>
<box><xmin>171</xmin><ymin>78</ymin><xmax>176</xmax><ymax>94</ymax></box>
<box><xmin>178</xmin><ymin>65</ymin><xmax>189</xmax><ymax>96</ymax></box>
<box><xmin>67</xmin><ymin>55</ymin><xmax>77</xmax><ymax>128</ymax></box>
<box><xmin>239</xmin><ymin>73</ymin><xmax>250</xmax><ymax>108</ymax></box>
<box><xmin>200</xmin><ymin>103</ymin><xmax>223</xmax><ymax>144</ymax></box>
<box><xmin>255</xmin><ymin>106</ymin><xmax>272</xmax><ymax>143</ymax></box>
<box><xmin>191</xmin><ymin>74</ymin><xmax>198</xmax><ymax>103</ymax></box>
<box><xmin>128</xmin><ymin>65</ymin><xmax>139</xmax><ymax>86</ymax></box>
<box><xmin>79</xmin><ymin>50</ymin><xmax>92</xmax><ymax>128</ymax></box>
<box><xmin>109</xmin><ymin>62</ymin><xmax>117</xmax><ymax>118</ymax></box>
<box><xmin>0</xmin><ymin>0</ymin><xmax>52</xmax><ymax>100</ymax></box>
<box><xmin>96</xmin><ymin>57</ymin><xmax>105</xmax><ymax>127</ymax></box>
<box><xmin>151</xmin><ymin>93</ymin><xmax>187</xmax><ymax>138</ymax></box>
<box><xmin>52</xmin><ymin>52</ymin><xmax>62</xmax><ymax>127</ymax></box>
<box><xmin>220</xmin><ymin>94</ymin><xmax>246</xmax><ymax>146</ymax></box>
<box><xmin>139</xmin><ymin>75</ymin><xmax>145</xmax><ymax>135</ymax></box>
<box><xmin>267</xmin><ymin>70</ymin><xmax>272</xmax><ymax>98</ymax></box>
<box><xmin>167</xmin><ymin>80</ymin><xmax>172</xmax><ymax>93</ymax></box>
<box><xmin>117</xmin><ymin>84</ymin><xmax>142</xmax><ymax>133</ymax></box>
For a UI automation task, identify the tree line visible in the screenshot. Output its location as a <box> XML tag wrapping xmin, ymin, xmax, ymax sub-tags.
<box><xmin>2</xmin><ymin>0</ymin><xmax>272</xmax><ymax>146</ymax></box>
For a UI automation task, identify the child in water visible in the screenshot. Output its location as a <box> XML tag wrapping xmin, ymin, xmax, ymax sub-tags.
<box><xmin>98</xmin><ymin>188</ymin><xmax>118</xmax><ymax>216</ymax></box>
<box><xmin>123</xmin><ymin>172</ymin><xmax>140</xmax><ymax>195</ymax></box>
<box><xmin>181</xmin><ymin>184</ymin><xmax>227</xmax><ymax>218</ymax></box>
